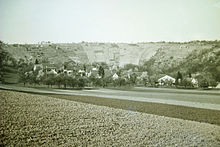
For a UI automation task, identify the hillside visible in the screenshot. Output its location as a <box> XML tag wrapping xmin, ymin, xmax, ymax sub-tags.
<box><xmin>3</xmin><ymin>41</ymin><xmax>219</xmax><ymax>68</ymax></box>
<box><xmin>2</xmin><ymin>43</ymin><xmax>89</xmax><ymax>66</ymax></box>
<box><xmin>141</xmin><ymin>41</ymin><xmax>220</xmax><ymax>74</ymax></box>
<box><xmin>166</xmin><ymin>42</ymin><xmax>220</xmax><ymax>82</ymax></box>
<box><xmin>2</xmin><ymin>42</ymin><xmax>157</xmax><ymax>67</ymax></box>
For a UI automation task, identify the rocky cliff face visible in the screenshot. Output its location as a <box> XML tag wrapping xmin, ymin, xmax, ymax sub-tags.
<box><xmin>81</xmin><ymin>42</ymin><xmax>157</xmax><ymax>66</ymax></box>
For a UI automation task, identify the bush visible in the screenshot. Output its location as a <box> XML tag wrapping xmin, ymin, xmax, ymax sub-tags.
<box><xmin>196</xmin><ymin>73</ymin><xmax>217</xmax><ymax>88</ymax></box>
<box><xmin>181</xmin><ymin>78</ymin><xmax>193</xmax><ymax>88</ymax></box>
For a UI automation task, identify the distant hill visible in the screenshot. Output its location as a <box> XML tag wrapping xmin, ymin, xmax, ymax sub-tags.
<box><xmin>142</xmin><ymin>41</ymin><xmax>219</xmax><ymax>73</ymax></box>
<box><xmin>2</xmin><ymin>41</ymin><xmax>220</xmax><ymax>70</ymax></box>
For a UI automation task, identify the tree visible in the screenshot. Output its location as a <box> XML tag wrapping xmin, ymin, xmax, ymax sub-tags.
<box><xmin>0</xmin><ymin>42</ymin><xmax>11</xmax><ymax>83</ymax></box>
<box><xmin>35</xmin><ymin>59</ymin><xmax>39</xmax><ymax>64</ymax></box>
<box><xmin>98</xmin><ymin>66</ymin><xmax>105</xmax><ymax>78</ymax></box>
<box><xmin>18</xmin><ymin>62</ymin><xmax>34</xmax><ymax>86</ymax></box>
<box><xmin>88</xmin><ymin>73</ymin><xmax>97</xmax><ymax>86</ymax></box>
<box><xmin>43</xmin><ymin>73</ymin><xmax>56</xmax><ymax>88</ymax></box>
<box><xmin>68</xmin><ymin>76</ymin><xmax>78</xmax><ymax>88</ymax></box>
<box><xmin>102</xmin><ymin>76</ymin><xmax>112</xmax><ymax>87</ymax></box>
<box><xmin>139</xmin><ymin>72</ymin><xmax>148</xmax><ymax>86</ymax></box>
<box><xmin>19</xmin><ymin>71</ymin><xmax>29</xmax><ymax>86</ymax></box>
<box><xmin>130</xmin><ymin>73</ymin><xmax>137</xmax><ymax>85</ymax></box>
<box><xmin>83</xmin><ymin>64</ymin><xmax>87</xmax><ymax>72</ymax></box>
<box><xmin>188</xmin><ymin>72</ymin><xmax>192</xmax><ymax>78</ymax></box>
<box><xmin>64</xmin><ymin>64</ymin><xmax>67</xmax><ymax>70</ymax></box>
<box><xmin>78</xmin><ymin>77</ymin><xmax>86</xmax><ymax>88</ymax></box>
<box><xmin>100</xmin><ymin>62</ymin><xmax>109</xmax><ymax>69</ymax></box>
<box><xmin>148</xmin><ymin>75</ymin><xmax>159</xmax><ymax>87</ymax></box>
<box><xmin>176</xmin><ymin>71</ymin><xmax>183</xmax><ymax>85</ymax></box>
<box><xmin>113</xmin><ymin>77</ymin><xmax>126</xmax><ymax>87</ymax></box>
<box><xmin>62</xmin><ymin>73</ymin><xmax>69</xmax><ymax>89</ymax></box>
<box><xmin>55</xmin><ymin>74</ymin><xmax>63</xmax><ymax>88</ymax></box>
<box><xmin>123</xmin><ymin>64</ymin><xmax>138</xmax><ymax>71</ymax></box>
<box><xmin>28</xmin><ymin>67</ymin><xmax>41</xmax><ymax>85</ymax></box>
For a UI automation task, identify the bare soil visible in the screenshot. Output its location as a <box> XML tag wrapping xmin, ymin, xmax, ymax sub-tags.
<box><xmin>1</xmin><ymin>90</ymin><xmax>220</xmax><ymax>146</ymax></box>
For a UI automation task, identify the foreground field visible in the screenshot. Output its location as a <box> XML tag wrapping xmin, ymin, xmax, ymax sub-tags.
<box><xmin>1</xmin><ymin>90</ymin><xmax>220</xmax><ymax>146</ymax></box>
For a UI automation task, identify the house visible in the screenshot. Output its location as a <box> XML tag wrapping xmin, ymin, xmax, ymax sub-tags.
<box><xmin>86</xmin><ymin>71</ymin><xmax>92</xmax><ymax>77</ymax></box>
<box><xmin>47</xmin><ymin>69</ymin><xmax>58</xmax><ymax>75</ymax></box>
<box><xmin>42</xmin><ymin>63</ymin><xmax>58</xmax><ymax>73</ymax></box>
<box><xmin>63</xmin><ymin>69</ymin><xmax>73</xmax><ymax>75</ymax></box>
<box><xmin>92</xmin><ymin>67</ymin><xmax>97</xmax><ymax>71</ymax></box>
<box><xmin>216</xmin><ymin>83</ymin><xmax>220</xmax><ymax>89</ymax></box>
<box><xmin>89</xmin><ymin>67</ymin><xmax>100</xmax><ymax>78</ymax></box>
<box><xmin>78</xmin><ymin>69</ymin><xmax>86</xmax><ymax>76</ymax></box>
<box><xmin>78</xmin><ymin>69</ymin><xmax>85</xmax><ymax>73</ymax></box>
<box><xmin>37</xmin><ymin>69</ymin><xmax>45</xmax><ymax>78</ymax></box>
<box><xmin>191</xmin><ymin>78</ymin><xmax>198</xmax><ymax>87</ymax></box>
<box><xmin>112</xmin><ymin>73</ymin><xmax>119</xmax><ymax>80</ymax></box>
<box><xmin>33</xmin><ymin>64</ymin><xmax>43</xmax><ymax>71</ymax></box>
<box><xmin>158</xmin><ymin>75</ymin><xmax>176</xmax><ymax>85</ymax></box>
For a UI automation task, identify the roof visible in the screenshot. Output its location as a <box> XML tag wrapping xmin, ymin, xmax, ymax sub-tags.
<box><xmin>92</xmin><ymin>67</ymin><xmax>97</xmax><ymax>71</ymax></box>
<box><xmin>78</xmin><ymin>70</ymin><xmax>85</xmax><ymax>73</ymax></box>
<box><xmin>113</xmin><ymin>73</ymin><xmax>118</xmax><ymax>77</ymax></box>
<box><xmin>158</xmin><ymin>75</ymin><xmax>175</xmax><ymax>82</ymax></box>
<box><xmin>112</xmin><ymin>73</ymin><xmax>119</xmax><ymax>79</ymax></box>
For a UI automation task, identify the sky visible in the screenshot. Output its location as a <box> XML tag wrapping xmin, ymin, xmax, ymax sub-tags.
<box><xmin>0</xmin><ymin>0</ymin><xmax>220</xmax><ymax>43</ymax></box>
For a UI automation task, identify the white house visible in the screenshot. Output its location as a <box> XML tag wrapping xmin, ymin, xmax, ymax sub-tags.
<box><xmin>216</xmin><ymin>83</ymin><xmax>220</xmax><ymax>89</ymax></box>
<box><xmin>92</xmin><ymin>67</ymin><xmax>97</xmax><ymax>71</ymax></box>
<box><xmin>47</xmin><ymin>69</ymin><xmax>57</xmax><ymax>75</ymax></box>
<box><xmin>78</xmin><ymin>69</ymin><xmax>86</xmax><ymax>76</ymax></box>
<box><xmin>112</xmin><ymin>73</ymin><xmax>119</xmax><ymax>80</ymax></box>
<box><xmin>33</xmin><ymin>64</ymin><xmax>43</xmax><ymax>71</ymax></box>
<box><xmin>86</xmin><ymin>71</ymin><xmax>92</xmax><ymax>77</ymax></box>
<box><xmin>191</xmin><ymin>78</ymin><xmax>198</xmax><ymax>87</ymax></box>
<box><xmin>158</xmin><ymin>75</ymin><xmax>176</xmax><ymax>85</ymax></box>
<box><xmin>37</xmin><ymin>69</ymin><xmax>45</xmax><ymax>78</ymax></box>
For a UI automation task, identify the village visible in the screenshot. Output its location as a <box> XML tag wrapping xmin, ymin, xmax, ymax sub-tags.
<box><xmin>18</xmin><ymin>57</ymin><xmax>204</xmax><ymax>89</ymax></box>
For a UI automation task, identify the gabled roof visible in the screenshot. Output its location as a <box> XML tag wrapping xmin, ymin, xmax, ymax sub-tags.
<box><xmin>158</xmin><ymin>75</ymin><xmax>175</xmax><ymax>81</ymax></box>
<box><xmin>112</xmin><ymin>73</ymin><xmax>119</xmax><ymax>79</ymax></box>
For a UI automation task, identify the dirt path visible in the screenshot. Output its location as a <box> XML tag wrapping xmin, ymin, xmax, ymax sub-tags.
<box><xmin>1</xmin><ymin>90</ymin><xmax>220</xmax><ymax>146</ymax></box>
